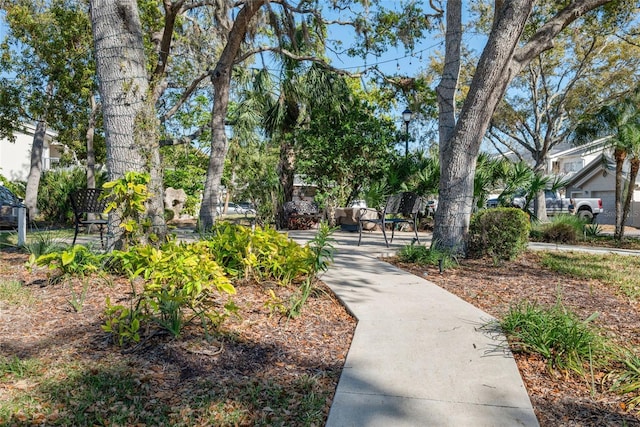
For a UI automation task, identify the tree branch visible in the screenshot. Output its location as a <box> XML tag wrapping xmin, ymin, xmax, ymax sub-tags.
<box><xmin>161</xmin><ymin>72</ymin><xmax>210</xmax><ymax>122</ymax></box>
<box><xmin>235</xmin><ymin>46</ymin><xmax>361</xmax><ymax>76</ymax></box>
<box><xmin>514</xmin><ymin>0</ymin><xmax>614</xmax><ymax>65</ymax></box>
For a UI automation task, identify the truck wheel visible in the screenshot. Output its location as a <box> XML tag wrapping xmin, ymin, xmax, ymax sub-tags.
<box><xmin>578</xmin><ymin>209</ymin><xmax>594</xmax><ymax>223</ymax></box>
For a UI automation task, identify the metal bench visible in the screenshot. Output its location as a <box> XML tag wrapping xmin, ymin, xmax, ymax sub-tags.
<box><xmin>70</xmin><ymin>188</ymin><xmax>108</xmax><ymax>248</ymax></box>
<box><xmin>357</xmin><ymin>192</ymin><xmax>424</xmax><ymax>247</ymax></box>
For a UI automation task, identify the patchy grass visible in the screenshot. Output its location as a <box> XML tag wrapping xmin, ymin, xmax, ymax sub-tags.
<box><xmin>0</xmin><ymin>279</ymin><xmax>34</xmax><ymax>306</ymax></box>
<box><xmin>539</xmin><ymin>251</ymin><xmax>640</xmax><ymax>300</ymax></box>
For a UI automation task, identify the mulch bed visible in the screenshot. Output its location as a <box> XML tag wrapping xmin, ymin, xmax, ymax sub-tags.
<box><xmin>388</xmin><ymin>251</ymin><xmax>640</xmax><ymax>426</ymax></box>
<box><xmin>0</xmin><ymin>249</ymin><xmax>356</xmax><ymax>425</ymax></box>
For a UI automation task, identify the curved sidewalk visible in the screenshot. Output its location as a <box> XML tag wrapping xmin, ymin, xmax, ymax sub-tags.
<box><xmin>289</xmin><ymin>230</ymin><xmax>539</xmax><ymax>427</ymax></box>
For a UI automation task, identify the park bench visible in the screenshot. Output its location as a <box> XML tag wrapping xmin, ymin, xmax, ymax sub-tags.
<box><xmin>70</xmin><ymin>188</ymin><xmax>108</xmax><ymax>248</ymax></box>
<box><xmin>357</xmin><ymin>192</ymin><xmax>424</xmax><ymax>247</ymax></box>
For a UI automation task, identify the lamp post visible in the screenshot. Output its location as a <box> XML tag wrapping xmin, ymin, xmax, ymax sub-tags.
<box><xmin>402</xmin><ymin>108</ymin><xmax>413</xmax><ymax>158</ymax></box>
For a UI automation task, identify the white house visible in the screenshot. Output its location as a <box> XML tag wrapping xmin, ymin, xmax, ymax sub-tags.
<box><xmin>0</xmin><ymin>123</ymin><xmax>61</xmax><ymax>181</ymax></box>
<box><xmin>565</xmin><ymin>153</ymin><xmax>640</xmax><ymax>227</ymax></box>
<box><xmin>544</xmin><ymin>137</ymin><xmax>612</xmax><ymax>182</ymax></box>
<box><xmin>491</xmin><ymin>137</ymin><xmax>640</xmax><ymax>227</ymax></box>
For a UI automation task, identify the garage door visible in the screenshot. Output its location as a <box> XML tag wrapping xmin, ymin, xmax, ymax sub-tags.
<box><xmin>591</xmin><ymin>190</ymin><xmax>615</xmax><ymax>225</ymax></box>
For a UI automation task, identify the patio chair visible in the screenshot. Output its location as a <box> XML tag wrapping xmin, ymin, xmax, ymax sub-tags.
<box><xmin>70</xmin><ymin>188</ymin><xmax>108</xmax><ymax>248</ymax></box>
<box><xmin>357</xmin><ymin>192</ymin><xmax>424</xmax><ymax>247</ymax></box>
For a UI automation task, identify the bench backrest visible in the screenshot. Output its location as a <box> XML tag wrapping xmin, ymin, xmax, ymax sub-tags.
<box><xmin>70</xmin><ymin>188</ymin><xmax>107</xmax><ymax>219</ymax></box>
<box><xmin>383</xmin><ymin>192</ymin><xmax>423</xmax><ymax>216</ymax></box>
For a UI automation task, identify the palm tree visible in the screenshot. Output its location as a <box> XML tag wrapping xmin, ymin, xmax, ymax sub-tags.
<box><xmin>575</xmin><ymin>88</ymin><xmax>640</xmax><ymax>241</ymax></box>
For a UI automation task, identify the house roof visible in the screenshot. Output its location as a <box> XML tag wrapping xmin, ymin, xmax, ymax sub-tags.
<box><xmin>547</xmin><ymin>136</ymin><xmax>612</xmax><ymax>160</ymax></box>
<box><xmin>566</xmin><ymin>153</ymin><xmax>616</xmax><ymax>188</ymax></box>
<box><xmin>17</xmin><ymin>122</ymin><xmax>59</xmax><ymax>144</ymax></box>
<box><xmin>491</xmin><ymin>136</ymin><xmax>613</xmax><ymax>164</ymax></box>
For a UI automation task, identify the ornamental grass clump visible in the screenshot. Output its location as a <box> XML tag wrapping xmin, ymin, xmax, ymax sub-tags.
<box><xmin>537</xmin><ymin>214</ymin><xmax>588</xmax><ymax>244</ymax></box>
<box><xmin>499</xmin><ymin>299</ymin><xmax>608</xmax><ymax>375</ymax></box>
<box><xmin>397</xmin><ymin>243</ymin><xmax>457</xmax><ymax>271</ymax></box>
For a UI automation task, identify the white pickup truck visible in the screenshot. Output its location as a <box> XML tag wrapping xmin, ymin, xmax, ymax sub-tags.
<box><xmin>487</xmin><ymin>190</ymin><xmax>604</xmax><ymax>222</ymax></box>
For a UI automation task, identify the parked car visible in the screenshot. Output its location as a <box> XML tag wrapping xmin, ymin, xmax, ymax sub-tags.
<box><xmin>426</xmin><ymin>200</ymin><xmax>438</xmax><ymax>217</ymax></box>
<box><xmin>0</xmin><ymin>186</ymin><xmax>28</xmax><ymax>228</ymax></box>
<box><xmin>487</xmin><ymin>189</ymin><xmax>603</xmax><ymax>222</ymax></box>
<box><xmin>216</xmin><ymin>202</ymin><xmax>254</xmax><ymax>215</ymax></box>
<box><xmin>237</xmin><ymin>202</ymin><xmax>256</xmax><ymax>214</ymax></box>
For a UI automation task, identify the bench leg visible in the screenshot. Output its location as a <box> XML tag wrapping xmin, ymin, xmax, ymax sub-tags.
<box><xmin>98</xmin><ymin>224</ymin><xmax>105</xmax><ymax>249</ymax></box>
<box><xmin>72</xmin><ymin>224</ymin><xmax>80</xmax><ymax>246</ymax></box>
<box><xmin>381</xmin><ymin>221</ymin><xmax>390</xmax><ymax>247</ymax></box>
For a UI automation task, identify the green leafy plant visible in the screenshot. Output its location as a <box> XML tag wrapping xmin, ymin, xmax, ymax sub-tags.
<box><xmin>608</xmin><ymin>353</ymin><xmax>640</xmax><ymax>409</ymax></box>
<box><xmin>204</xmin><ymin>223</ymin><xmax>314</xmax><ymax>285</ymax></box>
<box><xmin>288</xmin><ymin>222</ymin><xmax>336</xmax><ymax>318</ymax></box>
<box><xmin>68</xmin><ymin>280</ymin><xmax>91</xmax><ymax>313</ymax></box>
<box><xmin>265</xmin><ymin>289</ymin><xmax>287</xmax><ymax>317</ymax></box>
<box><xmin>467</xmin><ymin>208</ymin><xmax>530</xmax><ymax>262</ymax></box>
<box><xmin>102</xmin><ymin>296</ymin><xmax>143</xmax><ymax>345</ymax></box>
<box><xmin>397</xmin><ymin>243</ymin><xmax>458</xmax><ymax>270</ymax></box>
<box><xmin>584</xmin><ymin>223</ymin><xmax>603</xmax><ymax>238</ymax></box>
<box><xmin>30</xmin><ymin>244</ymin><xmax>102</xmax><ymax>283</ymax></box>
<box><xmin>102</xmin><ymin>171</ymin><xmax>153</xmax><ymax>249</ymax></box>
<box><xmin>103</xmin><ymin>240</ymin><xmax>237</xmax><ymax>344</ymax></box>
<box><xmin>499</xmin><ymin>299</ymin><xmax>608</xmax><ymax>375</ymax></box>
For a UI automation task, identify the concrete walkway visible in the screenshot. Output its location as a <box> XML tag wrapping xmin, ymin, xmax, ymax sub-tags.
<box><xmin>288</xmin><ymin>230</ymin><xmax>539</xmax><ymax>427</ymax></box>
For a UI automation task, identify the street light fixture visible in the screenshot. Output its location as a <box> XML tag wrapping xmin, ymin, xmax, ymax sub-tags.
<box><xmin>402</xmin><ymin>108</ymin><xmax>413</xmax><ymax>158</ymax></box>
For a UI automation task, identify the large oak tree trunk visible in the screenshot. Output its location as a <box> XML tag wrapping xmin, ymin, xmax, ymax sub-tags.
<box><xmin>433</xmin><ymin>0</ymin><xmax>614</xmax><ymax>255</ymax></box>
<box><xmin>24</xmin><ymin>119</ymin><xmax>47</xmax><ymax>218</ymax></box>
<box><xmin>434</xmin><ymin>0</ymin><xmax>532</xmax><ymax>254</ymax></box>
<box><xmin>199</xmin><ymin>0</ymin><xmax>266</xmax><ymax>230</ymax></box>
<box><xmin>90</xmin><ymin>0</ymin><xmax>166</xmax><ymax>249</ymax></box>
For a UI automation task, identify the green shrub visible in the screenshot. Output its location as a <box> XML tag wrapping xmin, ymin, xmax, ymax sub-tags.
<box><xmin>30</xmin><ymin>244</ymin><xmax>102</xmax><ymax>281</ymax></box>
<box><xmin>467</xmin><ymin>208</ymin><xmax>530</xmax><ymax>261</ymax></box>
<box><xmin>103</xmin><ymin>240</ymin><xmax>238</xmax><ymax>343</ymax></box>
<box><xmin>541</xmin><ymin>222</ymin><xmax>579</xmax><ymax>244</ymax></box>
<box><xmin>536</xmin><ymin>214</ymin><xmax>587</xmax><ymax>244</ymax></box>
<box><xmin>204</xmin><ymin>223</ymin><xmax>314</xmax><ymax>284</ymax></box>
